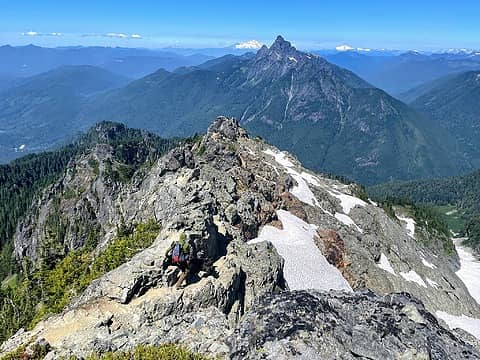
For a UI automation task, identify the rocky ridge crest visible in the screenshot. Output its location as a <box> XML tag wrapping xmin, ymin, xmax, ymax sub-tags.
<box><xmin>3</xmin><ymin>117</ymin><xmax>480</xmax><ymax>359</ymax></box>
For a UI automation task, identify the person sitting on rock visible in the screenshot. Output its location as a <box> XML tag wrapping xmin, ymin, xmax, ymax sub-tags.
<box><xmin>163</xmin><ymin>235</ymin><xmax>192</xmax><ymax>289</ymax></box>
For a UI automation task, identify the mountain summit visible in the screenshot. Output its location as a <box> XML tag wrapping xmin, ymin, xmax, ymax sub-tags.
<box><xmin>268</xmin><ymin>35</ymin><xmax>294</xmax><ymax>52</ymax></box>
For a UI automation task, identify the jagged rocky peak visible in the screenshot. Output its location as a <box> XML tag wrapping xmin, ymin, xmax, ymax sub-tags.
<box><xmin>89</xmin><ymin>121</ymin><xmax>130</xmax><ymax>141</ymax></box>
<box><xmin>256</xmin><ymin>34</ymin><xmax>300</xmax><ymax>60</ymax></box>
<box><xmin>248</xmin><ymin>35</ymin><xmax>337</xmax><ymax>83</ymax></box>
<box><xmin>270</xmin><ymin>35</ymin><xmax>295</xmax><ymax>52</ymax></box>
<box><xmin>3</xmin><ymin>117</ymin><xmax>480</xmax><ymax>358</ymax></box>
<box><xmin>206</xmin><ymin>116</ymin><xmax>247</xmax><ymax>140</ymax></box>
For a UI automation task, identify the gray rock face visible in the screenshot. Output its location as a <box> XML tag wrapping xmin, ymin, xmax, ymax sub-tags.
<box><xmin>228</xmin><ymin>290</ymin><xmax>480</xmax><ymax>359</ymax></box>
<box><xmin>4</xmin><ymin>116</ymin><xmax>480</xmax><ymax>358</ymax></box>
<box><xmin>13</xmin><ymin>144</ymin><xmax>122</xmax><ymax>262</ymax></box>
<box><xmin>207</xmin><ymin>116</ymin><xmax>247</xmax><ymax>141</ymax></box>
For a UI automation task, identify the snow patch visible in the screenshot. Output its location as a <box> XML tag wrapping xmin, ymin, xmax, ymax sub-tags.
<box><xmin>426</xmin><ymin>278</ymin><xmax>439</xmax><ymax>289</ymax></box>
<box><xmin>421</xmin><ymin>257</ymin><xmax>436</xmax><ymax>269</ymax></box>
<box><xmin>335</xmin><ymin>213</ymin><xmax>363</xmax><ymax>233</ymax></box>
<box><xmin>453</xmin><ymin>238</ymin><xmax>480</xmax><ymax>305</ymax></box>
<box><xmin>328</xmin><ymin>190</ymin><xmax>367</xmax><ymax>214</ymax></box>
<box><xmin>264</xmin><ymin>149</ymin><xmax>318</xmax><ymax>207</ymax></box>
<box><xmin>399</xmin><ymin>270</ymin><xmax>427</xmax><ymax>287</ymax></box>
<box><xmin>263</xmin><ymin>149</ymin><xmax>295</xmax><ymax>168</ymax></box>
<box><xmin>264</xmin><ymin>148</ymin><xmax>363</xmax><ymax>233</ymax></box>
<box><xmin>288</xmin><ymin>56</ymin><xmax>298</xmax><ymax>63</ymax></box>
<box><xmin>300</xmin><ymin>172</ymin><xmax>321</xmax><ymax>186</ymax></box>
<box><xmin>248</xmin><ymin>210</ymin><xmax>352</xmax><ymax>292</ymax></box>
<box><xmin>397</xmin><ymin>215</ymin><xmax>416</xmax><ymax>238</ymax></box>
<box><xmin>262</xmin><ymin>160</ymin><xmax>279</xmax><ymax>175</ymax></box>
<box><xmin>377</xmin><ymin>253</ymin><xmax>396</xmax><ymax>275</ymax></box>
<box><xmin>289</xmin><ymin>173</ymin><xmax>319</xmax><ymax>207</ymax></box>
<box><xmin>436</xmin><ymin>311</ymin><xmax>480</xmax><ymax>339</ymax></box>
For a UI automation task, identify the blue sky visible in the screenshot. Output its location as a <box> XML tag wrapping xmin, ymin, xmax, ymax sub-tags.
<box><xmin>0</xmin><ymin>0</ymin><xmax>479</xmax><ymax>50</ymax></box>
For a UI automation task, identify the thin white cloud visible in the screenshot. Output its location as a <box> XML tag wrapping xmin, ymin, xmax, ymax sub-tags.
<box><xmin>21</xmin><ymin>31</ymin><xmax>38</xmax><ymax>36</ymax></box>
<box><xmin>81</xmin><ymin>33</ymin><xmax>142</xmax><ymax>39</ymax></box>
<box><xmin>21</xmin><ymin>31</ymin><xmax>62</xmax><ymax>37</ymax></box>
<box><xmin>106</xmin><ymin>32</ymin><xmax>128</xmax><ymax>38</ymax></box>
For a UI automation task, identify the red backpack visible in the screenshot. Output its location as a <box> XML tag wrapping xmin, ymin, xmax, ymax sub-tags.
<box><xmin>172</xmin><ymin>242</ymin><xmax>182</xmax><ymax>264</ymax></box>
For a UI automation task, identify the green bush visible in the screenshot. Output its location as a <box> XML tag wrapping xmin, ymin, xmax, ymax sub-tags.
<box><xmin>33</xmin><ymin>220</ymin><xmax>161</xmax><ymax>325</ymax></box>
<box><xmin>1</xmin><ymin>342</ymin><xmax>208</xmax><ymax>360</ymax></box>
<box><xmin>464</xmin><ymin>216</ymin><xmax>480</xmax><ymax>250</ymax></box>
<box><xmin>0</xmin><ymin>220</ymin><xmax>160</xmax><ymax>343</ymax></box>
<box><xmin>197</xmin><ymin>145</ymin><xmax>206</xmax><ymax>156</ymax></box>
<box><xmin>0</xmin><ymin>342</ymin><xmax>49</xmax><ymax>360</ymax></box>
<box><xmin>90</xmin><ymin>220</ymin><xmax>160</xmax><ymax>276</ymax></box>
<box><xmin>85</xmin><ymin>344</ymin><xmax>210</xmax><ymax>360</ymax></box>
<box><xmin>379</xmin><ymin>200</ymin><xmax>397</xmax><ymax>219</ymax></box>
<box><xmin>352</xmin><ymin>184</ymin><xmax>369</xmax><ymax>203</ymax></box>
<box><xmin>88</xmin><ymin>158</ymin><xmax>100</xmax><ymax>176</ymax></box>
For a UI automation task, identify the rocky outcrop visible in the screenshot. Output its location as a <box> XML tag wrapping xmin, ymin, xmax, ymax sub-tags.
<box><xmin>2</xmin><ymin>239</ymin><xmax>283</xmax><ymax>359</ymax></box>
<box><xmin>4</xmin><ymin>116</ymin><xmax>480</xmax><ymax>358</ymax></box>
<box><xmin>14</xmin><ymin>144</ymin><xmax>122</xmax><ymax>263</ymax></box>
<box><xmin>228</xmin><ymin>290</ymin><xmax>480</xmax><ymax>359</ymax></box>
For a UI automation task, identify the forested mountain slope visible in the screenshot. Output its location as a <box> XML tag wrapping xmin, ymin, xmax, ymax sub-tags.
<box><xmin>410</xmin><ymin>71</ymin><xmax>480</xmax><ymax>168</ymax></box>
<box><xmin>369</xmin><ymin>169</ymin><xmax>480</xmax><ymax>252</ymax></box>
<box><xmin>0</xmin><ymin>66</ymin><xmax>130</xmax><ymax>163</ymax></box>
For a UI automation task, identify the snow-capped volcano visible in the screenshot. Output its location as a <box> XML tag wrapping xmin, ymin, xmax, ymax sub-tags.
<box><xmin>335</xmin><ymin>44</ymin><xmax>355</xmax><ymax>51</ymax></box>
<box><xmin>234</xmin><ymin>40</ymin><xmax>263</xmax><ymax>49</ymax></box>
<box><xmin>335</xmin><ymin>44</ymin><xmax>372</xmax><ymax>52</ymax></box>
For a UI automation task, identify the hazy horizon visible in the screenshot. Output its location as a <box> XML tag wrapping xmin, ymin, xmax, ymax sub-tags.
<box><xmin>2</xmin><ymin>1</ymin><xmax>480</xmax><ymax>51</ymax></box>
<box><xmin>0</xmin><ymin>37</ymin><xmax>478</xmax><ymax>53</ymax></box>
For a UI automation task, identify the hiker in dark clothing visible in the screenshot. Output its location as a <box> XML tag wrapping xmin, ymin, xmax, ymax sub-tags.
<box><xmin>163</xmin><ymin>236</ymin><xmax>193</xmax><ymax>289</ymax></box>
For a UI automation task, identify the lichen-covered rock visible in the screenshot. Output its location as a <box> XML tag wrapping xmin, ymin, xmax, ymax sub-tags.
<box><xmin>228</xmin><ymin>290</ymin><xmax>480</xmax><ymax>359</ymax></box>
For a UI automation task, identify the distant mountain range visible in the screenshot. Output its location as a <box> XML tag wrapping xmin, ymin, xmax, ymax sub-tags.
<box><xmin>0</xmin><ymin>44</ymin><xmax>213</xmax><ymax>79</ymax></box>
<box><xmin>0</xmin><ymin>65</ymin><xmax>129</xmax><ymax>163</ymax></box>
<box><xmin>163</xmin><ymin>40</ymin><xmax>263</xmax><ymax>57</ymax></box>
<box><xmin>3</xmin><ymin>43</ymin><xmax>480</xmax><ymax>97</ymax></box>
<box><xmin>1</xmin><ymin>36</ymin><xmax>474</xmax><ymax>185</ymax></box>
<box><xmin>406</xmin><ymin>71</ymin><xmax>480</xmax><ymax>168</ymax></box>
<box><xmin>324</xmin><ymin>50</ymin><xmax>480</xmax><ymax>95</ymax></box>
<box><xmin>73</xmin><ymin>36</ymin><xmax>468</xmax><ymax>185</ymax></box>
